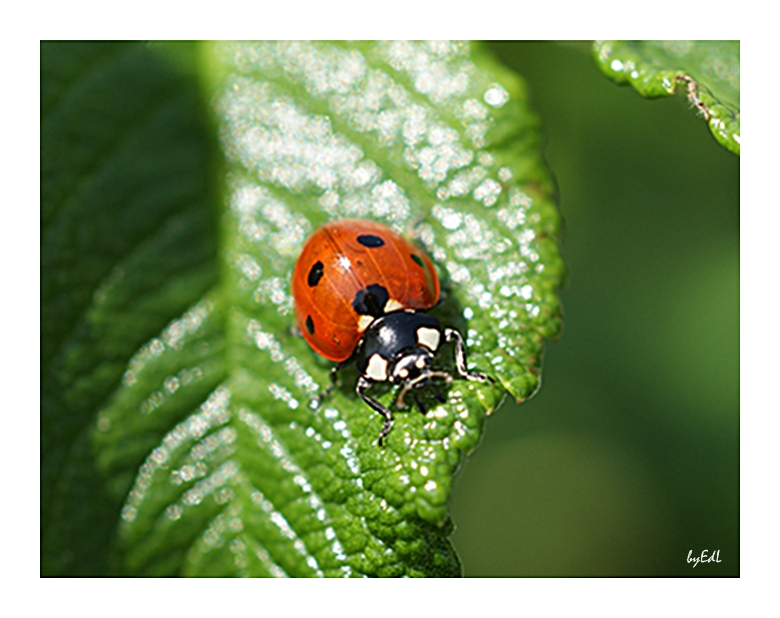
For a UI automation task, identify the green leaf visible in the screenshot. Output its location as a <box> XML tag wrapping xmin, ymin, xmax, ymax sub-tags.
<box><xmin>41</xmin><ymin>42</ymin><xmax>218</xmax><ymax>575</ymax></box>
<box><xmin>43</xmin><ymin>41</ymin><xmax>564</xmax><ymax>577</ymax></box>
<box><xmin>592</xmin><ymin>41</ymin><xmax>740</xmax><ymax>155</ymax></box>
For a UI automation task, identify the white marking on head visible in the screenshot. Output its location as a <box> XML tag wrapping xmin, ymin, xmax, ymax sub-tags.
<box><xmin>365</xmin><ymin>354</ymin><xmax>389</xmax><ymax>381</ymax></box>
<box><xmin>416</xmin><ymin>327</ymin><xmax>440</xmax><ymax>351</ymax></box>
<box><xmin>384</xmin><ymin>299</ymin><xmax>404</xmax><ymax>313</ymax></box>
<box><xmin>415</xmin><ymin>357</ymin><xmax>426</xmax><ymax>369</ymax></box>
<box><xmin>357</xmin><ymin>315</ymin><xmax>374</xmax><ymax>332</ymax></box>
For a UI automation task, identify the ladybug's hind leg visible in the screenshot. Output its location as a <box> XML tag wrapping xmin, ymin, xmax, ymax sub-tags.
<box><xmin>357</xmin><ymin>376</ymin><xmax>394</xmax><ymax>446</ymax></box>
<box><xmin>443</xmin><ymin>328</ymin><xmax>494</xmax><ymax>384</ymax></box>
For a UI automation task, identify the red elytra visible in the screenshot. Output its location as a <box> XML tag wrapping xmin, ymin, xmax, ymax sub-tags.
<box><xmin>292</xmin><ymin>219</ymin><xmax>440</xmax><ymax>362</ymax></box>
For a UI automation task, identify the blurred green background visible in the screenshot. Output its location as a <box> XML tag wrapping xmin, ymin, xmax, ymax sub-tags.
<box><xmin>449</xmin><ymin>42</ymin><xmax>738</xmax><ymax>576</ymax></box>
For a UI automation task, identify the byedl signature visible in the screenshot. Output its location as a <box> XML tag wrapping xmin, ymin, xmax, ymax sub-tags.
<box><xmin>687</xmin><ymin>549</ymin><xmax>722</xmax><ymax>567</ymax></box>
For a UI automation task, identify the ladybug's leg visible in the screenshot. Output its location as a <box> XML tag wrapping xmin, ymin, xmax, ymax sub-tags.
<box><xmin>412</xmin><ymin>390</ymin><xmax>427</xmax><ymax>415</ymax></box>
<box><xmin>443</xmin><ymin>328</ymin><xmax>494</xmax><ymax>383</ymax></box>
<box><xmin>431</xmin><ymin>382</ymin><xmax>447</xmax><ymax>403</ymax></box>
<box><xmin>313</xmin><ymin>360</ymin><xmax>349</xmax><ymax>408</ymax></box>
<box><xmin>396</xmin><ymin>370</ymin><xmax>452</xmax><ymax>410</ymax></box>
<box><xmin>324</xmin><ymin>363</ymin><xmax>342</xmax><ymax>395</ymax></box>
<box><xmin>357</xmin><ymin>376</ymin><xmax>394</xmax><ymax>446</ymax></box>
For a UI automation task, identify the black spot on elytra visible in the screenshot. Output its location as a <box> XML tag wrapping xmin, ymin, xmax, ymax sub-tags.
<box><xmin>305</xmin><ymin>315</ymin><xmax>315</xmax><ymax>335</ymax></box>
<box><xmin>308</xmin><ymin>261</ymin><xmax>324</xmax><ymax>287</ymax></box>
<box><xmin>357</xmin><ymin>234</ymin><xmax>385</xmax><ymax>248</ymax></box>
<box><xmin>410</xmin><ymin>253</ymin><xmax>425</xmax><ymax>268</ymax></box>
<box><xmin>352</xmin><ymin>284</ymin><xmax>389</xmax><ymax>318</ymax></box>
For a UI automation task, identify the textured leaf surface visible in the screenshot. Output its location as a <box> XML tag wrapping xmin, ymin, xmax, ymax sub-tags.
<box><xmin>43</xmin><ymin>41</ymin><xmax>564</xmax><ymax>577</ymax></box>
<box><xmin>593</xmin><ymin>41</ymin><xmax>740</xmax><ymax>155</ymax></box>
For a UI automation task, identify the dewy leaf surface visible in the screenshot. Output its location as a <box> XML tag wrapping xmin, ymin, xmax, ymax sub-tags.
<box><xmin>593</xmin><ymin>41</ymin><xmax>740</xmax><ymax>155</ymax></box>
<box><xmin>76</xmin><ymin>41</ymin><xmax>565</xmax><ymax>577</ymax></box>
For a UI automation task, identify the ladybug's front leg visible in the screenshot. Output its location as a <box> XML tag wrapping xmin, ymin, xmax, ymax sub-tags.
<box><xmin>356</xmin><ymin>376</ymin><xmax>394</xmax><ymax>446</ymax></box>
<box><xmin>443</xmin><ymin>328</ymin><xmax>494</xmax><ymax>384</ymax></box>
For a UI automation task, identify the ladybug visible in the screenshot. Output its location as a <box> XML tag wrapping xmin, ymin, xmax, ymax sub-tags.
<box><xmin>292</xmin><ymin>219</ymin><xmax>492</xmax><ymax>445</ymax></box>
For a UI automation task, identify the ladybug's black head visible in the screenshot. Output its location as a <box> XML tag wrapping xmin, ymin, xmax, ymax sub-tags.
<box><xmin>388</xmin><ymin>346</ymin><xmax>434</xmax><ymax>385</ymax></box>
